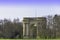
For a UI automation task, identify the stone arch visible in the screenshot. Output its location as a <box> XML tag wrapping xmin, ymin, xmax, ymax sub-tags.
<box><xmin>29</xmin><ymin>23</ymin><xmax>37</xmax><ymax>38</ymax></box>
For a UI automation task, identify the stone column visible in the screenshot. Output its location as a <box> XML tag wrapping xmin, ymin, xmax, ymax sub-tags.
<box><xmin>23</xmin><ymin>23</ymin><xmax>25</xmax><ymax>38</ymax></box>
<box><xmin>23</xmin><ymin>23</ymin><xmax>29</xmax><ymax>38</ymax></box>
<box><xmin>36</xmin><ymin>23</ymin><xmax>40</xmax><ymax>38</ymax></box>
<box><xmin>26</xmin><ymin>23</ymin><xmax>29</xmax><ymax>37</ymax></box>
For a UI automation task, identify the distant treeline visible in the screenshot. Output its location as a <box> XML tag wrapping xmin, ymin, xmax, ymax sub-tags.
<box><xmin>0</xmin><ymin>14</ymin><xmax>60</xmax><ymax>39</ymax></box>
<box><xmin>0</xmin><ymin>18</ymin><xmax>23</xmax><ymax>39</ymax></box>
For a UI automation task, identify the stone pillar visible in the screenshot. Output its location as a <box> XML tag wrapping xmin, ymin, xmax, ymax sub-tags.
<box><xmin>23</xmin><ymin>23</ymin><xmax>25</xmax><ymax>38</ymax></box>
<box><xmin>26</xmin><ymin>23</ymin><xmax>29</xmax><ymax>37</ymax></box>
<box><xmin>23</xmin><ymin>23</ymin><xmax>29</xmax><ymax>38</ymax></box>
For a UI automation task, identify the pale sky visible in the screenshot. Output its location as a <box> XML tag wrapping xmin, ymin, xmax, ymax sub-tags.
<box><xmin>0</xmin><ymin>0</ymin><xmax>60</xmax><ymax>21</ymax></box>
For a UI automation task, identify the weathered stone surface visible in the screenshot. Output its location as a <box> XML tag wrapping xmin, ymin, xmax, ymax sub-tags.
<box><xmin>23</xmin><ymin>17</ymin><xmax>47</xmax><ymax>38</ymax></box>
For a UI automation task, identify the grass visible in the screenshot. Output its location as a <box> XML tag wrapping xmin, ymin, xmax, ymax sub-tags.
<box><xmin>0</xmin><ymin>39</ymin><xmax>60</xmax><ymax>40</ymax></box>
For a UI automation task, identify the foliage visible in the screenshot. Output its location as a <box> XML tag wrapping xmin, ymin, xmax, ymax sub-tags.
<box><xmin>0</xmin><ymin>18</ymin><xmax>23</xmax><ymax>39</ymax></box>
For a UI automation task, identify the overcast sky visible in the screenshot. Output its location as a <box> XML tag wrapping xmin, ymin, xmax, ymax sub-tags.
<box><xmin>0</xmin><ymin>0</ymin><xmax>60</xmax><ymax>21</ymax></box>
